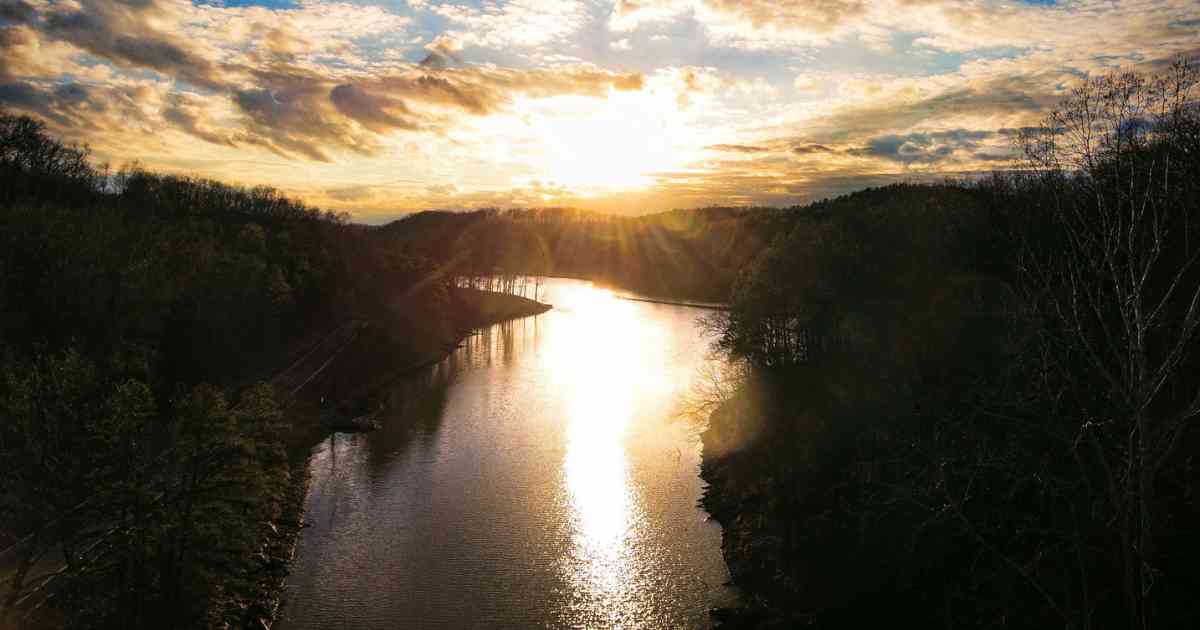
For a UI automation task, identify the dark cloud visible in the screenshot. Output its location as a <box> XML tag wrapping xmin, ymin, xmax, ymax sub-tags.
<box><xmin>0</xmin><ymin>0</ymin><xmax>34</xmax><ymax>24</ymax></box>
<box><xmin>223</xmin><ymin>63</ymin><xmax>649</xmax><ymax>161</ymax></box>
<box><xmin>791</xmin><ymin>143</ymin><xmax>836</xmax><ymax>155</ymax></box>
<box><xmin>0</xmin><ymin>80</ymin><xmax>102</xmax><ymax>129</ymax></box>
<box><xmin>791</xmin><ymin>74</ymin><xmax>1053</xmax><ymax>148</ymax></box>
<box><xmin>233</xmin><ymin>85</ymin><xmax>352</xmax><ymax>161</ymax></box>
<box><xmin>53</xmin><ymin>82</ymin><xmax>89</xmax><ymax>106</ymax></box>
<box><xmin>997</xmin><ymin>125</ymin><xmax>1062</xmax><ymax>137</ymax></box>
<box><xmin>971</xmin><ymin>151</ymin><xmax>1016</xmax><ymax>162</ymax></box>
<box><xmin>0</xmin><ymin>81</ymin><xmax>93</xmax><ymax>115</ymax></box>
<box><xmin>330</xmin><ymin>83</ymin><xmax>419</xmax><ymax>132</ymax></box>
<box><xmin>41</xmin><ymin>0</ymin><xmax>226</xmax><ymax>90</ymax></box>
<box><xmin>849</xmin><ymin>129</ymin><xmax>994</xmax><ymax>163</ymax></box>
<box><xmin>708</xmin><ymin>144</ymin><xmax>771</xmax><ymax>153</ymax></box>
<box><xmin>420</xmin><ymin>34</ymin><xmax>464</xmax><ymax>70</ymax></box>
<box><xmin>394</xmin><ymin>74</ymin><xmax>492</xmax><ymax>114</ymax></box>
<box><xmin>0</xmin><ymin>80</ymin><xmax>41</xmax><ymax>109</ymax></box>
<box><xmin>419</xmin><ymin>53</ymin><xmax>449</xmax><ymax>70</ymax></box>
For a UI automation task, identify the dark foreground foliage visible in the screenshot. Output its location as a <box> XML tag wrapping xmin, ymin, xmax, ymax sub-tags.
<box><xmin>704</xmin><ymin>62</ymin><xmax>1200</xmax><ymax>628</ymax></box>
<box><xmin>0</xmin><ymin>112</ymin><xmax>454</xmax><ymax>628</ymax></box>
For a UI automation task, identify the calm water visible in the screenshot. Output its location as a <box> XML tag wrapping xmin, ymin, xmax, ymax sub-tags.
<box><xmin>277</xmin><ymin>278</ymin><xmax>736</xmax><ymax>629</ymax></box>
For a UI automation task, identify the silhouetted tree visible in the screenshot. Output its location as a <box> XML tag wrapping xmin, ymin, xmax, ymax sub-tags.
<box><xmin>1016</xmin><ymin>59</ymin><xmax>1200</xmax><ymax>629</ymax></box>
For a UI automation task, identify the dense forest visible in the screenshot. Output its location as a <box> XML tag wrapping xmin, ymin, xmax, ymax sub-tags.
<box><xmin>701</xmin><ymin>62</ymin><xmax>1200</xmax><ymax>628</ymax></box>
<box><xmin>378</xmin><ymin>204</ymin><xmax>790</xmax><ymax>302</ymax></box>
<box><xmin>0</xmin><ymin>113</ymin><xmax>542</xmax><ymax>628</ymax></box>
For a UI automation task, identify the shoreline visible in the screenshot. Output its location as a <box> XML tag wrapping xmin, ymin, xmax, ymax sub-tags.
<box><xmin>528</xmin><ymin>274</ymin><xmax>728</xmax><ymax>307</ymax></box>
<box><xmin>256</xmin><ymin>291</ymin><xmax>552</xmax><ymax>629</ymax></box>
<box><xmin>615</xmin><ymin>295</ymin><xmax>729</xmax><ymax>310</ymax></box>
<box><xmin>699</xmin><ymin>400</ymin><xmax>777</xmax><ymax>629</ymax></box>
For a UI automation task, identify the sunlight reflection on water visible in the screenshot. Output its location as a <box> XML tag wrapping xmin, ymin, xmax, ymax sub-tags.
<box><xmin>279</xmin><ymin>278</ymin><xmax>736</xmax><ymax>630</ymax></box>
<box><xmin>550</xmin><ymin>287</ymin><xmax>646</xmax><ymax>625</ymax></box>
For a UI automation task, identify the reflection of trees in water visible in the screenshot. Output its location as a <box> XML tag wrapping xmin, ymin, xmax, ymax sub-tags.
<box><xmin>361</xmin><ymin>362</ymin><xmax>455</xmax><ymax>470</ymax></box>
<box><xmin>355</xmin><ymin>313</ymin><xmax>548</xmax><ymax>473</ymax></box>
<box><xmin>310</xmin><ymin>362</ymin><xmax>460</xmax><ymax>536</ymax></box>
<box><xmin>459</xmin><ymin>314</ymin><xmax>544</xmax><ymax>370</ymax></box>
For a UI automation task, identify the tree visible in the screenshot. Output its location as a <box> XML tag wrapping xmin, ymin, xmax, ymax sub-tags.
<box><xmin>1017</xmin><ymin>59</ymin><xmax>1200</xmax><ymax>629</ymax></box>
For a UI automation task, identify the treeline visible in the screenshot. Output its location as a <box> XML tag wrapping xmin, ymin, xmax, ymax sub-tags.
<box><xmin>0</xmin><ymin>113</ymin><xmax>451</xmax><ymax>627</ymax></box>
<box><xmin>379</xmin><ymin>204</ymin><xmax>792</xmax><ymax>302</ymax></box>
<box><xmin>703</xmin><ymin>62</ymin><xmax>1200</xmax><ymax>628</ymax></box>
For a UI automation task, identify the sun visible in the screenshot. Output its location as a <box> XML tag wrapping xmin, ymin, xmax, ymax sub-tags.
<box><xmin>519</xmin><ymin>89</ymin><xmax>686</xmax><ymax>192</ymax></box>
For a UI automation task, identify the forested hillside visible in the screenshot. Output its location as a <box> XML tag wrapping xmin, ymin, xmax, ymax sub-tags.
<box><xmin>0</xmin><ymin>113</ymin><xmax>464</xmax><ymax>628</ymax></box>
<box><xmin>379</xmin><ymin>205</ymin><xmax>794</xmax><ymax>302</ymax></box>
<box><xmin>702</xmin><ymin>63</ymin><xmax>1200</xmax><ymax>628</ymax></box>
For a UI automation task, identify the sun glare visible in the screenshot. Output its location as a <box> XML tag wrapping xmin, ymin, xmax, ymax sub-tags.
<box><xmin>540</xmin><ymin>283</ymin><xmax>674</xmax><ymax>621</ymax></box>
<box><xmin>521</xmin><ymin>90</ymin><xmax>685</xmax><ymax>192</ymax></box>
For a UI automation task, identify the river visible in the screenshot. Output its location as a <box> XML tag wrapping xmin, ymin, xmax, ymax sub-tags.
<box><xmin>277</xmin><ymin>278</ymin><xmax>737</xmax><ymax>629</ymax></box>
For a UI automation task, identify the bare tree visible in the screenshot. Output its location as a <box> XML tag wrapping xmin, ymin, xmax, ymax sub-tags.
<box><xmin>1017</xmin><ymin>59</ymin><xmax>1199</xmax><ymax>630</ymax></box>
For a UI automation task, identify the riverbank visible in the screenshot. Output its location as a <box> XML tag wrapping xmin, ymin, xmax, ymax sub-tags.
<box><xmin>615</xmin><ymin>295</ymin><xmax>729</xmax><ymax>310</ymax></box>
<box><xmin>253</xmin><ymin>288</ymin><xmax>552</xmax><ymax>629</ymax></box>
<box><xmin>700</xmin><ymin>397</ymin><xmax>797</xmax><ymax>629</ymax></box>
<box><xmin>310</xmin><ymin>288</ymin><xmax>550</xmax><ymax>407</ymax></box>
<box><xmin>452</xmin><ymin>288</ymin><xmax>554</xmax><ymax>327</ymax></box>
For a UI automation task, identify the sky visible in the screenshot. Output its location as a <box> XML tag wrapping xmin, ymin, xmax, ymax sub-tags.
<box><xmin>0</xmin><ymin>0</ymin><xmax>1197</xmax><ymax>221</ymax></box>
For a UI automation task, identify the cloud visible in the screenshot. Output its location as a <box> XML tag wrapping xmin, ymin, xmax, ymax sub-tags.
<box><xmin>232</xmin><ymin>82</ymin><xmax>355</xmax><ymax>161</ymax></box>
<box><xmin>791</xmin><ymin>143</ymin><xmax>836</xmax><ymax>155</ymax></box>
<box><xmin>0</xmin><ymin>0</ymin><xmax>34</xmax><ymax>24</ymax></box>
<box><xmin>40</xmin><ymin>0</ymin><xmax>227</xmax><ymax>90</ymax></box>
<box><xmin>219</xmin><ymin>63</ymin><xmax>647</xmax><ymax>160</ymax></box>
<box><xmin>162</xmin><ymin>92</ymin><xmax>236</xmax><ymax>148</ymax></box>
<box><xmin>608</xmin><ymin>0</ymin><xmax>1200</xmax><ymax>57</ymax></box>
<box><xmin>261</xmin><ymin>26</ymin><xmax>312</xmax><ymax>58</ymax></box>
<box><xmin>793</xmin><ymin>75</ymin><xmax>818</xmax><ymax>92</ymax></box>
<box><xmin>703</xmin><ymin>0</ymin><xmax>868</xmax><ymax>35</ymax></box>
<box><xmin>325</xmin><ymin>185</ymin><xmax>377</xmax><ymax>202</ymax></box>
<box><xmin>610</xmin><ymin>0</ymin><xmax>872</xmax><ymax>47</ymax></box>
<box><xmin>0</xmin><ymin>80</ymin><xmax>110</xmax><ymax>129</ymax></box>
<box><xmin>0</xmin><ymin>80</ymin><xmax>43</xmax><ymax>109</ymax></box>
<box><xmin>0</xmin><ymin>0</ymin><xmax>649</xmax><ymax>163</ymax></box>
<box><xmin>428</xmin><ymin>0</ymin><xmax>589</xmax><ymax>50</ymax></box>
<box><xmin>708</xmin><ymin>144</ymin><xmax>770</xmax><ymax>153</ymax></box>
<box><xmin>0</xmin><ymin>25</ymin><xmax>31</xmax><ymax>82</ymax></box>
<box><xmin>848</xmin><ymin>129</ymin><xmax>994</xmax><ymax>163</ymax></box>
<box><xmin>420</xmin><ymin>34</ymin><xmax>463</xmax><ymax>69</ymax></box>
<box><xmin>789</xmin><ymin>72</ymin><xmax>1056</xmax><ymax>147</ymax></box>
<box><xmin>330</xmin><ymin>83</ymin><xmax>419</xmax><ymax>133</ymax></box>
